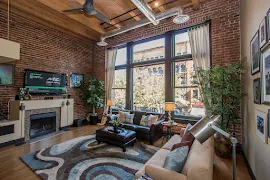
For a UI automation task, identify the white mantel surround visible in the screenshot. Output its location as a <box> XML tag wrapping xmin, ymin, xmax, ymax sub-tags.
<box><xmin>7</xmin><ymin>99</ymin><xmax>74</xmax><ymax>142</ymax></box>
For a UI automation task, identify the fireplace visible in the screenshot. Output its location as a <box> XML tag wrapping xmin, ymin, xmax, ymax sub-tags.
<box><xmin>30</xmin><ymin>112</ymin><xmax>56</xmax><ymax>139</ymax></box>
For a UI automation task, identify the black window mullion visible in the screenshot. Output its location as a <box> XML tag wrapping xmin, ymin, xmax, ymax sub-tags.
<box><xmin>126</xmin><ymin>42</ymin><xmax>133</xmax><ymax>110</ymax></box>
<box><xmin>165</xmin><ymin>31</ymin><xmax>174</xmax><ymax>103</ymax></box>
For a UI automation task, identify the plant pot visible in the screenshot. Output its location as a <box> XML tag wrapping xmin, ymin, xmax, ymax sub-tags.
<box><xmin>90</xmin><ymin>115</ymin><xmax>98</xmax><ymax>125</ymax></box>
<box><xmin>214</xmin><ymin>133</ymin><xmax>232</xmax><ymax>158</ymax></box>
<box><xmin>113</xmin><ymin>126</ymin><xmax>118</xmax><ymax>133</ymax></box>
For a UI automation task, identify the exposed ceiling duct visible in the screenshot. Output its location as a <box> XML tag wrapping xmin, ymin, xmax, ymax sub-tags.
<box><xmin>97</xmin><ymin>1</ymin><xmax>190</xmax><ymax>46</ymax></box>
<box><xmin>131</xmin><ymin>0</ymin><xmax>159</xmax><ymax>25</ymax></box>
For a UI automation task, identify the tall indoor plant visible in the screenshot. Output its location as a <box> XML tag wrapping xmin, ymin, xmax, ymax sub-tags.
<box><xmin>81</xmin><ymin>76</ymin><xmax>105</xmax><ymax>125</ymax></box>
<box><xmin>194</xmin><ymin>62</ymin><xmax>245</xmax><ymax>157</ymax></box>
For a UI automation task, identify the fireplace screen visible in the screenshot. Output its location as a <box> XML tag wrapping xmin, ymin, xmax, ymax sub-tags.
<box><xmin>30</xmin><ymin>112</ymin><xmax>56</xmax><ymax>139</ymax></box>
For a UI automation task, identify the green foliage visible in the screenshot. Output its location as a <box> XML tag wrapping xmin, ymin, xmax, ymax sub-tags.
<box><xmin>80</xmin><ymin>76</ymin><xmax>105</xmax><ymax>115</ymax></box>
<box><xmin>193</xmin><ymin>62</ymin><xmax>245</xmax><ymax>131</ymax></box>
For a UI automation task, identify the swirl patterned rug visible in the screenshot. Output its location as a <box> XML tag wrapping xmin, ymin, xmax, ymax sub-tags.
<box><xmin>20</xmin><ymin>134</ymin><xmax>159</xmax><ymax>180</ymax></box>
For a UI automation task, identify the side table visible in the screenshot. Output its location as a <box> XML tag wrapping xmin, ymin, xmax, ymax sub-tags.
<box><xmin>161</xmin><ymin>121</ymin><xmax>177</xmax><ymax>144</ymax></box>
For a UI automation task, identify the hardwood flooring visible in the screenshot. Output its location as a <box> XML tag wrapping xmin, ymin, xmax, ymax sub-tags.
<box><xmin>0</xmin><ymin>125</ymin><xmax>251</xmax><ymax>180</ymax></box>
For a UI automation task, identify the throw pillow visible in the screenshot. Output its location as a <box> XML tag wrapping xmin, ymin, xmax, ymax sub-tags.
<box><xmin>118</xmin><ymin>111</ymin><xmax>134</xmax><ymax>124</ymax></box>
<box><xmin>171</xmin><ymin>141</ymin><xmax>193</xmax><ymax>151</ymax></box>
<box><xmin>183</xmin><ymin>123</ymin><xmax>192</xmax><ymax>135</ymax></box>
<box><xmin>140</xmin><ymin>115</ymin><xmax>149</xmax><ymax>126</ymax></box>
<box><xmin>163</xmin><ymin>146</ymin><xmax>189</xmax><ymax>173</ymax></box>
<box><xmin>181</xmin><ymin>131</ymin><xmax>195</xmax><ymax>143</ymax></box>
<box><xmin>147</xmin><ymin>114</ymin><xmax>158</xmax><ymax>126</ymax></box>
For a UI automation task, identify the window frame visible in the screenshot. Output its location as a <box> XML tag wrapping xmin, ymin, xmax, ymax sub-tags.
<box><xmin>109</xmin><ymin>22</ymin><xmax>211</xmax><ymax>122</ymax></box>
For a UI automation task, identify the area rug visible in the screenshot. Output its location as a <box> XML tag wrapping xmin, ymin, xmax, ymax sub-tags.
<box><xmin>20</xmin><ymin>134</ymin><xmax>159</xmax><ymax>180</ymax></box>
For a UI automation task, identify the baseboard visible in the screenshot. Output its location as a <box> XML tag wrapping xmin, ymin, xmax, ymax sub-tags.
<box><xmin>239</xmin><ymin>146</ymin><xmax>256</xmax><ymax>180</ymax></box>
<box><xmin>0</xmin><ymin>138</ymin><xmax>25</xmax><ymax>148</ymax></box>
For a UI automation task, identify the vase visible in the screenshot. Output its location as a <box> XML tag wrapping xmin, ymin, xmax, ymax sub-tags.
<box><xmin>113</xmin><ymin>126</ymin><xmax>118</xmax><ymax>133</ymax></box>
<box><xmin>214</xmin><ymin>133</ymin><xmax>232</xmax><ymax>158</ymax></box>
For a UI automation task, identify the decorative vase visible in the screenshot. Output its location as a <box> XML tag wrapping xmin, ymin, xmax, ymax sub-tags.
<box><xmin>214</xmin><ymin>133</ymin><xmax>232</xmax><ymax>158</ymax></box>
<box><xmin>113</xmin><ymin>125</ymin><xmax>118</xmax><ymax>133</ymax></box>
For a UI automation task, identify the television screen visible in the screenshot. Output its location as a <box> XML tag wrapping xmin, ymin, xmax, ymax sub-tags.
<box><xmin>0</xmin><ymin>64</ymin><xmax>14</xmax><ymax>86</ymax></box>
<box><xmin>25</xmin><ymin>70</ymin><xmax>67</xmax><ymax>94</ymax></box>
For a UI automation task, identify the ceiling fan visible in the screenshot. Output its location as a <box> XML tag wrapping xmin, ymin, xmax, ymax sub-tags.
<box><xmin>62</xmin><ymin>0</ymin><xmax>111</xmax><ymax>24</ymax></box>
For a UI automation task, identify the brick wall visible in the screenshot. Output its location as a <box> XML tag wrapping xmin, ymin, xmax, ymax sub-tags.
<box><xmin>93</xmin><ymin>0</ymin><xmax>241</xmax><ymax>141</ymax></box>
<box><xmin>0</xmin><ymin>9</ymin><xmax>94</xmax><ymax>120</ymax></box>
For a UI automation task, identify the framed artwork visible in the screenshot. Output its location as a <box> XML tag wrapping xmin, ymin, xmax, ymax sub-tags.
<box><xmin>256</xmin><ymin>109</ymin><xmax>268</xmax><ymax>144</ymax></box>
<box><xmin>250</xmin><ymin>31</ymin><xmax>260</xmax><ymax>74</ymax></box>
<box><xmin>259</xmin><ymin>17</ymin><xmax>267</xmax><ymax>49</ymax></box>
<box><xmin>253</xmin><ymin>78</ymin><xmax>261</xmax><ymax>104</ymax></box>
<box><xmin>261</xmin><ymin>46</ymin><xmax>270</xmax><ymax>103</ymax></box>
<box><xmin>0</xmin><ymin>64</ymin><xmax>15</xmax><ymax>86</ymax></box>
<box><xmin>70</xmin><ymin>73</ymin><xmax>84</xmax><ymax>88</ymax></box>
<box><xmin>267</xmin><ymin>8</ymin><xmax>270</xmax><ymax>42</ymax></box>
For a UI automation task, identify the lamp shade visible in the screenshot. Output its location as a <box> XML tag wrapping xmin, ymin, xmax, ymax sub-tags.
<box><xmin>107</xmin><ymin>100</ymin><xmax>113</xmax><ymax>106</ymax></box>
<box><xmin>165</xmin><ymin>102</ymin><xmax>175</xmax><ymax>111</ymax></box>
<box><xmin>189</xmin><ymin>115</ymin><xmax>221</xmax><ymax>144</ymax></box>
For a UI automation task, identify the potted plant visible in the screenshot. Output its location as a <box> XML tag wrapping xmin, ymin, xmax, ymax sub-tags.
<box><xmin>112</xmin><ymin>119</ymin><xmax>120</xmax><ymax>133</ymax></box>
<box><xmin>81</xmin><ymin>76</ymin><xmax>105</xmax><ymax>125</ymax></box>
<box><xmin>193</xmin><ymin>62</ymin><xmax>245</xmax><ymax>158</ymax></box>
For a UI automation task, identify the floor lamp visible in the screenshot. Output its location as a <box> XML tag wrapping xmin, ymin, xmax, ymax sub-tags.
<box><xmin>189</xmin><ymin>115</ymin><xmax>238</xmax><ymax>180</ymax></box>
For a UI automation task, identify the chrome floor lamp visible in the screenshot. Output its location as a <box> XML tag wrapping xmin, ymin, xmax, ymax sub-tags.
<box><xmin>189</xmin><ymin>115</ymin><xmax>238</xmax><ymax>180</ymax></box>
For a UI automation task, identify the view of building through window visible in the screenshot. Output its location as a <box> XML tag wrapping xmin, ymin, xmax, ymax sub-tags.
<box><xmin>133</xmin><ymin>64</ymin><xmax>165</xmax><ymax>113</ymax></box>
<box><xmin>111</xmin><ymin>31</ymin><xmax>205</xmax><ymax>118</ymax></box>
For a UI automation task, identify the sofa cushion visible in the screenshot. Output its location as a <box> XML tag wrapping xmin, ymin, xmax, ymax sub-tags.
<box><xmin>136</xmin><ymin>125</ymin><xmax>150</xmax><ymax>134</ymax></box>
<box><xmin>133</xmin><ymin>111</ymin><xmax>146</xmax><ymax>125</ymax></box>
<box><xmin>184</xmin><ymin>123</ymin><xmax>192</xmax><ymax>135</ymax></box>
<box><xmin>162</xmin><ymin>134</ymin><xmax>182</xmax><ymax>150</ymax></box>
<box><xmin>145</xmin><ymin>165</ymin><xmax>187</xmax><ymax>180</ymax></box>
<box><xmin>181</xmin><ymin>138</ymin><xmax>214</xmax><ymax>180</ymax></box>
<box><xmin>140</xmin><ymin>115</ymin><xmax>149</xmax><ymax>126</ymax></box>
<box><xmin>163</xmin><ymin>146</ymin><xmax>189</xmax><ymax>173</ymax></box>
<box><xmin>171</xmin><ymin>141</ymin><xmax>193</xmax><ymax>151</ymax></box>
<box><xmin>135</xmin><ymin>148</ymin><xmax>170</xmax><ymax>179</ymax></box>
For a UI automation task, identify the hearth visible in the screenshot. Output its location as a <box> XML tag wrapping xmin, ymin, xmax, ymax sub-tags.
<box><xmin>30</xmin><ymin>112</ymin><xmax>56</xmax><ymax>139</ymax></box>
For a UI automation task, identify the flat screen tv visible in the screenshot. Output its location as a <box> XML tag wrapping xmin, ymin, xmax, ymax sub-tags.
<box><xmin>0</xmin><ymin>64</ymin><xmax>15</xmax><ymax>86</ymax></box>
<box><xmin>24</xmin><ymin>70</ymin><xmax>67</xmax><ymax>95</ymax></box>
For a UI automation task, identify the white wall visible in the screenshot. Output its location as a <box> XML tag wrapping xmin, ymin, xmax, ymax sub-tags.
<box><xmin>240</xmin><ymin>0</ymin><xmax>270</xmax><ymax>179</ymax></box>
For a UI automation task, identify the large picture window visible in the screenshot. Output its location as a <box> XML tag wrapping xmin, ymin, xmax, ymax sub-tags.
<box><xmin>110</xmin><ymin>26</ymin><xmax>208</xmax><ymax>121</ymax></box>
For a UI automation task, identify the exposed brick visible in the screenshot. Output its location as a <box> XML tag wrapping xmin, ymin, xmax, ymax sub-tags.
<box><xmin>0</xmin><ymin>8</ymin><xmax>93</xmax><ymax>120</ymax></box>
<box><xmin>93</xmin><ymin>0</ymin><xmax>241</xmax><ymax>142</ymax></box>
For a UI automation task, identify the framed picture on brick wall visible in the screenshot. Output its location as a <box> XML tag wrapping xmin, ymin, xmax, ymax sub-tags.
<box><xmin>259</xmin><ymin>17</ymin><xmax>267</xmax><ymax>49</ymax></box>
<box><xmin>70</xmin><ymin>73</ymin><xmax>84</xmax><ymax>88</ymax></box>
<box><xmin>250</xmin><ymin>31</ymin><xmax>260</xmax><ymax>74</ymax></box>
<box><xmin>253</xmin><ymin>78</ymin><xmax>261</xmax><ymax>104</ymax></box>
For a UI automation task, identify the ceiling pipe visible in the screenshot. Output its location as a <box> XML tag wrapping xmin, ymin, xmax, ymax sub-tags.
<box><xmin>131</xmin><ymin>0</ymin><xmax>159</xmax><ymax>25</ymax></box>
<box><xmin>99</xmin><ymin>6</ymin><xmax>183</xmax><ymax>43</ymax></box>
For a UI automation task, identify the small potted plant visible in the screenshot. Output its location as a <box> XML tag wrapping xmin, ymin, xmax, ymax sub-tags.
<box><xmin>112</xmin><ymin>119</ymin><xmax>120</xmax><ymax>133</ymax></box>
<box><xmin>81</xmin><ymin>76</ymin><xmax>105</xmax><ymax>125</ymax></box>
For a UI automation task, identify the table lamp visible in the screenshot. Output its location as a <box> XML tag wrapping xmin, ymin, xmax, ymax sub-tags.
<box><xmin>107</xmin><ymin>100</ymin><xmax>113</xmax><ymax>115</ymax></box>
<box><xmin>189</xmin><ymin>115</ymin><xmax>238</xmax><ymax>180</ymax></box>
<box><xmin>165</xmin><ymin>102</ymin><xmax>175</xmax><ymax>123</ymax></box>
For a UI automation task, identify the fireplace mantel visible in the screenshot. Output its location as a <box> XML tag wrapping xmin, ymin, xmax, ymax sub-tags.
<box><xmin>6</xmin><ymin>99</ymin><xmax>74</xmax><ymax>142</ymax></box>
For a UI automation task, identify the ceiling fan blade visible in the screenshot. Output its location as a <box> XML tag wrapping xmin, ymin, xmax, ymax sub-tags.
<box><xmin>92</xmin><ymin>10</ymin><xmax>111</xmax><ymax>24</ymax></box>
<box><xmin>62</xmin><ymin>8</ymin><xmax>83</xmax><ymax>13</ymax></box>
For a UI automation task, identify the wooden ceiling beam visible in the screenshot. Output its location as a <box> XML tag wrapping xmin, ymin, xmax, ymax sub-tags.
<box><xmin>0</xmin><ymin>0</ymin><xmax>101</xmax><ymax>40</ymax></box>
<box><xmin>191</xmin><ymin>0</ymin><xmax>200</xmax><ymax>10</ymax></box>
<box><xmin>74</xmin><ymin>0</ymin><xmax>121</xmax><ymax>29</ymax></box>
<box><xmin>113</xmin><ymin>0</ymin><xmax>141</xmax><ymax>21</ymax></box>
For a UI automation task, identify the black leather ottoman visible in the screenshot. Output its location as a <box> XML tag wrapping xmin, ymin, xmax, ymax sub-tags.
<box><xmin>96</xmin><ymin>127</ymin><xmax>136</xmax><ymax>152</ymax></box>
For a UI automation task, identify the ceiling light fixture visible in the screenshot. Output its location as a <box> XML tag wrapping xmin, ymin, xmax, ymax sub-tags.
<box><xmin>173</xmin><ymin>7</ymin><xmax>190</xmax><ymax>24</ymax></box>
<box><xmin>155</xmin><ymin>2</ymin><xmax>159</xmax><ymax>7</ymax></box>
<box><xmin>97</xmin><ymin>39</ymin><xmax>108</xmax><ymax>47</ymax></box>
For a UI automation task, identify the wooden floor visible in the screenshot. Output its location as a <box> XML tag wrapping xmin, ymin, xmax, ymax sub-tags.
<box><xmin>0</xmin><ymin>125</ymin><xmax>251</xmax><ymax>180</ymax></box>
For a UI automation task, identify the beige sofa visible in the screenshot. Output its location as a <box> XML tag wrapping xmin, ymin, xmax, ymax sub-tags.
<box><xmin>135</xmin><ymin>130</ymin><xmax>214</xmax><ymax>180</ymax></box>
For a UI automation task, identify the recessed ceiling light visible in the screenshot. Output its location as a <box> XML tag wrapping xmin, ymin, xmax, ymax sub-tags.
<box><xmin>155</xmin><ymin>2</ymin><xmax>159</xmax><ymax>7</ymax></box>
